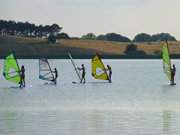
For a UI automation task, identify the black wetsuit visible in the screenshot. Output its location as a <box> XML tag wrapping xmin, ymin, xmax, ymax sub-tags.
<box><xmin>171</xmin><ymin>67</ymin><xmax>176</xmax><ymax>85</ymax></box>
<box><xmin>55</xmin><ymin>70</ymin><xmax>58</xmax><ymax>79</ymax></box>
<box><xmin>108</xmin><ymin>66</ymin><xmax>112</xmax><ymax>83</ymax></box>
<box><xmin>20</xmin><ymin>67</ymin><xmax>25</xmax><ymax>87</ymax></box>
<box><xmin>53</xmin><ymin>69</ymin><xmax>58</xmax><ymax>84</ymax></box>
<box><xmin>81</xmin><ymin>66</ymin><xmax>86</xmax><ymax>83</ymax></box>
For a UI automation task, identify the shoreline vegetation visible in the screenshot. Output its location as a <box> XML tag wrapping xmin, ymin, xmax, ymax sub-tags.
<box><xmin>0</xmin><ymin>35</ymin><xmax>180</xmax><ymax>59</ymax></box>
<box><xmin>0</xmin><ymin>19</ymin><xmax>179</xmax><ymax>59</ymax></box>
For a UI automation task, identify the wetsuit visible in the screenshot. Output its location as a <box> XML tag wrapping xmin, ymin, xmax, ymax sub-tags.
<box><xmin>108</xmin><ymin>66</ymin><xmax>112</xmax><ymax>83</ymax></box>
<box><xmin>80</xmin><ymin>66</ymin><xmax>86</xmax><ymax>83</ymax></box>
<box><xmin>20</xmin><ymin>67</ymin><xmax>25</xmax><ymax>87</ymax></box>
<box><xmin>52</xmin><ymin>69</ymin><xmax>58</xmax><ymax>84</ymax></box>
<box><xmin>171</xmin><ymin>67</ymin><xmax>176</xmax><ymax>85</ymax></box>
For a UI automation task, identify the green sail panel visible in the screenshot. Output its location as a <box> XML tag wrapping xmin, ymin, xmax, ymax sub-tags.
<box><xmin>162</xmin><ymin>42</ymin><xmax>172</xmax><ymax>81</ymax></box>
<box><xmin>3</xmin><ymin>53</ymin><xmax>21</xmax><ymax>84</ymax></box>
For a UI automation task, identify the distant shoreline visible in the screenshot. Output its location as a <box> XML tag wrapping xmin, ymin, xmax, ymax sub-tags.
<box><xmin>0</xmin><ymin>35</ymin><xmax>180</xmax><ymax>59</ymax></box>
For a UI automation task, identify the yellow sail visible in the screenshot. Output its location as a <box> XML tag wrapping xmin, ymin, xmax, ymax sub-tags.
<box><xmin>91</xmin><ymin>54</ymin><xmax>109</xmax><ymax>80</ymax></box>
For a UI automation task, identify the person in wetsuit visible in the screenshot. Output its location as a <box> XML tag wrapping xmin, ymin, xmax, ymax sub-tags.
<box><xmin>78</xmin><ymin>64</ymin><xmax>86</xmax><ymax>84</ymax></box>
<box><xmin>52</xmin><ymin>68</ymin><xmax>58</xmax><ymax>84</ymax></box>
<box><xmin>171</xmin><ymin>64</ymin><xmax>176</xmax><ymax>85</ymax></box>
<box><xmin>106</xmin><ymin>65</ymin><xmax>112</xmax><ymax>83</ymax></box>
<box><xmin>19</xmin><ymin>65</ymin><xmax>25</xmax><ymax>88</ymax></box>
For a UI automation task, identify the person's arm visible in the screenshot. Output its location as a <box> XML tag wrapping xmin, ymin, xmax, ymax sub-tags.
<box><xmin>77</xmin><ymin>67</ymin><xmax>82</xmax><ymax>71</ymax></box>
<box><xmin>104</xmin><ymin>68</ymin><xmax>108</xmax><ymax>71</ymax></box>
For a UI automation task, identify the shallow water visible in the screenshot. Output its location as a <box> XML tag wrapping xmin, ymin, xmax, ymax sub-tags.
<box><xmin>0</xmin><ymin>59</ymin><xmax>180</xmax><ymax>135</ymax></box>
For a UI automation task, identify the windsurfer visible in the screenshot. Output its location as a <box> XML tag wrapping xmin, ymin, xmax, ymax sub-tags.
<box><xmin>19</xmin><ymin>65</ymin><xmax>25</xmax><ymax>88</ymax></box>
<box><xmin>106</xmin><ymin>65</ymin><xmax>112</xmax><ymax>83</ymax></box>
<box><xmin>52</xmin><ymin>68</ymin><xmax>58</xmax><ymax>84</ymax></box>
<box><xmin>171</xmin><ymin>64</ymin><xmax>176</xmax><ymax>85</ymax></box>
<box><xmin>78</xmin><ymin>64</ymin><xmax>86</xmax><ymax>83</ymax></box>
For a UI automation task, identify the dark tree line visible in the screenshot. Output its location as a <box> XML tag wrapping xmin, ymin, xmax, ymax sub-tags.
<box><xmin>133</xmin><ymin>33</ymin><xmax>177</xmax><ymax>42</ymax></box>
<box><xmin>81</xmin><ymin>32</ymin><xmax>177</xmax><ymax>42</ymax></box>
<box><xmin>0</xmin><ymin>19</ymin><xmax>177</xmax><ymax>43</ymax></box>
<box><xmin>97</xmin><ymin>33</ymin><xmax>130</xmax><ymax>42</ymax></box>
<box><xmin>82</xmin><ymin>33</ymin><xmax>131</xmax><ymax>42</ymax></box>
<box><xmin>0</xmin><ymin>19</ymin><xmax>62</xmax><ymax>38</ymax></box>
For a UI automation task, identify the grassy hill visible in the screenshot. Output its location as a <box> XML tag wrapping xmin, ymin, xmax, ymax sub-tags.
<box><xmin>0</xmin><ymin>35</ymin><xmax>180</xmax><ymax>59</ymax></box>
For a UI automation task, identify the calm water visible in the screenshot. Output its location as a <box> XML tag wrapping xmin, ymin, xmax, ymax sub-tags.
<box><xmin>0</xmin><ymin>59</ymin><xmax>180</xmax><ymax>135</ymax></box>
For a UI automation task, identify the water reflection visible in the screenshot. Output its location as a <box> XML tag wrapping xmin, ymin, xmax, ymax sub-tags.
<box><xmin>0</xmin><ymin>60</ymin><xmax>180</xmax><ymax>135</ymax></box>
<box><xmin>90</xmin><ymin>110</ymin><xmax>104</xmax><ymax>135</ymax></box>
<box><xmin>162</xmin><ymin>110</ymin><xmax>172</xmax><ymax>135</ymax></box>
<box><xmin>0</xmin><ymin>111</ymin><xmax>17</xmax><ymax>135</ymax></box>
<box><xmin>161</xmin><ymin>85</ymin><xmax>173</xmax><ymax>135</ymax></box>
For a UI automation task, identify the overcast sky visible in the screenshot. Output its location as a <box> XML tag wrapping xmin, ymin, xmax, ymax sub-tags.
<box><xmin>0</xmin><ymin>0</ymin><xmax>180</xmax><ymax>40</ymax></box>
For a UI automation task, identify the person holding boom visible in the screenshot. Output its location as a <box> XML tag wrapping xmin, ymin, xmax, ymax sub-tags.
<box><xmin>78</xmin><ymin>64</ymin><xmax>86</xmax><ymax>84</ymax></box>
<box><xmin>19</xmin><ymin>65</ymin><xmax>25</xmax><ymax>88</ymax></box>
<box><xmin>106</xmin><ymin>64</ymin><xmax>112</xmax><ymax>83</ymax></box>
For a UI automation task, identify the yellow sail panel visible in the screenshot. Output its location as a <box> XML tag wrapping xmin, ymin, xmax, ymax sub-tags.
<box><xmin>91</xmin><ymin>55</ymin><xmax>109</xmax><ymax>80</ymax></box>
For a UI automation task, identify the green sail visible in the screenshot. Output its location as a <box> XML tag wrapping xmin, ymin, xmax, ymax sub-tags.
<box><xmin>3</xmin><ymin>53</ymin><xmax>21</xmax><ymax>84</ymax></box>
<box><xmin>162</xmin><ymin>42</ymin><xmax>172</xmax><ymax>81</ymax></box>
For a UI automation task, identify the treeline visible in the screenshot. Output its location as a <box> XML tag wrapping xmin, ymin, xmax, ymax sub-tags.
<box><xmin>0</xmin><ymin>19</ymin><xmax>62</xmax><ymax>38</ymax></box>
<box><xmin>81</xmin><ymin>32</ymin><xmax>177</xmax><ymax>42</ymax></box>
<box><xmin>133</xmin><ymin>33</ymin><xmax>176</xmax><ymax>42</ymax></box>
<box><xmin>0</xmin><ymin>19</ymin><xmax>177</xmax><ymax>42</ymax></box>
<box><xmin>81</xmin><ymin>33</ymin><xmax>130</xmax><ymax>42</ymax></box>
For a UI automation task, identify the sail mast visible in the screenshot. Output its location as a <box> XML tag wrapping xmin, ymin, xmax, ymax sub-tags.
<box><xmin>68</xmin><ymin>52</ymin><xmax>81</xmax><ymax>81</ymax></box>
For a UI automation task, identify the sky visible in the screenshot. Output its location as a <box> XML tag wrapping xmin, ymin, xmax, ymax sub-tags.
<box><xmin>0</xmin><ymin>0</ymin><xmax>180</xmax><ymax>40</ymax></box>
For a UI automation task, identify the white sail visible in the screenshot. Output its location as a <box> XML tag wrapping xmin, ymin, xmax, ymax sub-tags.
<box><xmin>39</xmin><ymin>58</ymin><xmax>55</xmax><ymax>81</ymax></box>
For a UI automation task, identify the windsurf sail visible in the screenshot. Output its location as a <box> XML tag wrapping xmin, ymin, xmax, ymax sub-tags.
<box><xmin>3</xmin><ymin>52</ymin><xmax>21</xmax><ymax>84</ymax></box>
<box><xmin>39</xmin><ymin>58</ymin><xmax>55</xmax><ymax>81</ymax></box>
<box><xmin>162</xmin><ymin>41</ymin><xmax>172</xmax><ymax>81</ymax></box>
<box><xmin>68</xmin><ymin>52</ymin><xmax>81</xmax><ymax>81</ymax></box>
<box><xmin>91</xmin><ymin>54</ymin><xmax>109</xmax><ymax>80</ymax></box>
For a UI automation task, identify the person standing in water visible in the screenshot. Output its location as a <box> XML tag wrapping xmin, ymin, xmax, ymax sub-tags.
<box><xmin>171</xmin><ymin>64</ymin><xmax>176</xmax><ymax>85</ymax></box>
<box><xmin>19</xmin><ymin>65</ymin><xmax>25</xmax><ymax>88</ymax></box>
<box><xmin>52</xmin><ymin>68</ymin><xmax>58</xmax><ymax>84</ymax></box>
<box><xmin>106</xmin><ymin>65</ymin><xmax>112</xmax><ymax>83</ymax></box>
<box><xmin>78</xmin><ymin>64</ymin><xmax>86</xmax><ymax>83</ymax></box>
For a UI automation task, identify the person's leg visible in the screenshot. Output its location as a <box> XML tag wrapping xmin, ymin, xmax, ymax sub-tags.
<box><xmin>83</xmin><ymin>77</ymin><xmax>86</xmax><ymax>83</ymax></box>
<box><xmin>172</xmin><ymin>75</ymin><xmax>175</xmax><ymax>84</ymax></box>
<box><xmin>170</xmin><ymin>73</ymin><xmax>174</xmax><ymax>85</ymax></box>
<box><xmin>110</xmin><ymin>74</ymin><xmax>112</xmax><ymax>82</ymax></box>
<box><xmin>109</xmin><ymin>73</ymin><xmax>112</xmax><ymax>83</ymax></box>
<box><xmin>55</xmin><ymin>78</ymin><xmax>57</xmax><ymax>84</ymax></box>
<box><xmin>81</xmin><ymin>73</ymin><xmax>84</xmax><ymax>83</ymax></box>
<box><xmin>23</xmin><ymin>78</ymin><xmax>25</xmax><ymax>87</ymax></box>
<box><xmin>83</xmin><ymin>73</ymin><xmax>86</xmax><ymax>83</ymax></box>
<box><xmin>19</xmin><ymin>77</ymin><xmax>22</xmax><ymax>88</ymax></box>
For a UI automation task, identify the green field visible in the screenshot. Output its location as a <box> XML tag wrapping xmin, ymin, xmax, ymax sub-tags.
<box><xmin>0</xmin><ymin>36</ymin><xmax>180</xmax><ymax>59</ymax></box>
